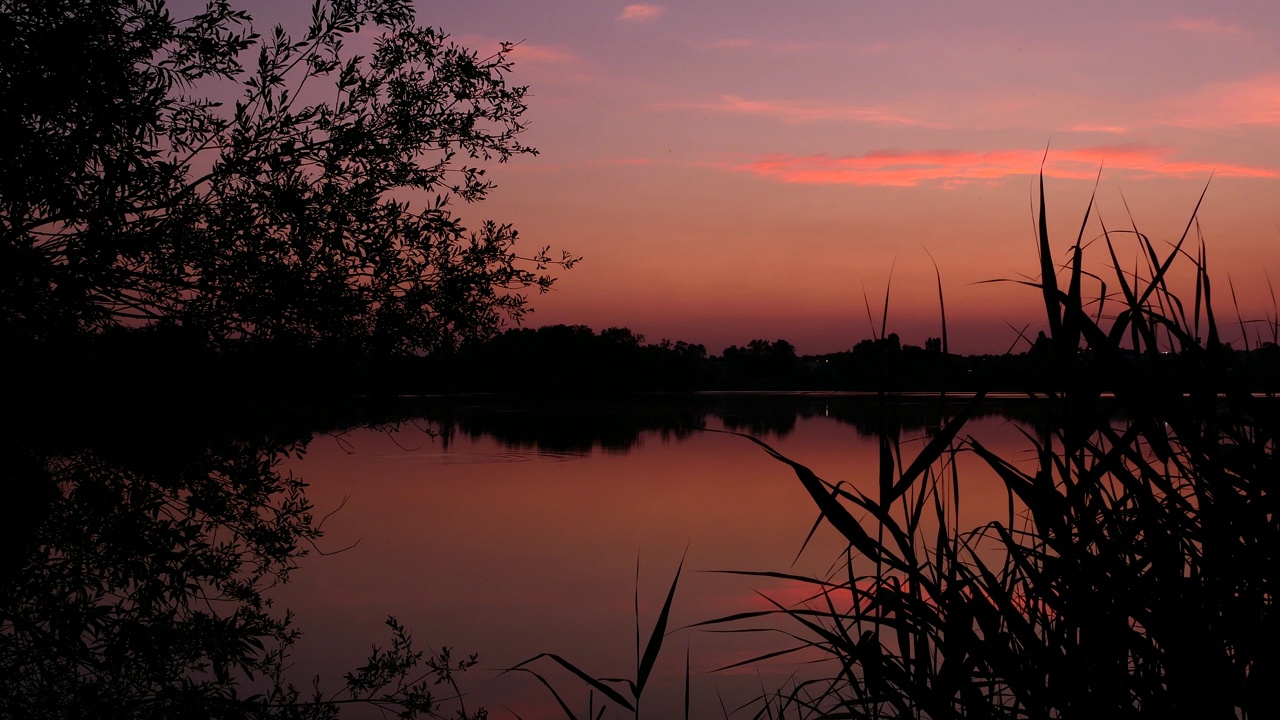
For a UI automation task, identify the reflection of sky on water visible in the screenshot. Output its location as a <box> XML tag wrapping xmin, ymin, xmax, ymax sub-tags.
<box><xmin>274</xmin><ymin>404</ymin><xmax>1035</xmax><ymax>719</ymax></box>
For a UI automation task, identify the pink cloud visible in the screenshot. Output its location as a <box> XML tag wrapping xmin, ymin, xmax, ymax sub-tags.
<box><xmin>693</xmin><ymin>94</ymin><xmax>944</xmax><ymax>128</ymax></box>
<box><xmin>619</xmin><ymin>4</ymin><xmax>665</xmax><ymax>22</ymax></box>
<box><xmin>730</xmin><ymin>146</ymin><xmax>1278</xmax><ymax>187</ymax></box>
<box><xmin>454</xmin><ymin>35</ymin><xmax>580</xmax><ymax>65</ymax></box>
<box><xmin>1165</xmin><ymin>15</ymin><xmax>1248</xmax><ymax>36</ymax></box>
<box><xmin>507</xmin><ymin>42</ymin><xmax>578</xmax><ymax>64</ymax></box>
<box><xmin>1167</xmin><ymin>72</ymin><xmax>1280</xmax><ymax>127</ymax></box>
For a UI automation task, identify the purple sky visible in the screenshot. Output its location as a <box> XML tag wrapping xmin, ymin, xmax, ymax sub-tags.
<box><xmin>200</xmin><ymin>2</ymin><xmax>1280</xmax><ymax>353</ymax></box>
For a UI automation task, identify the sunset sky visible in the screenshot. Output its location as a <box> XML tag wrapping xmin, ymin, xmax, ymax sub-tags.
<box><xmin>290</xmin><ymin>2</ymin><xmax>1280</xmax><ymax>354</ymax></box>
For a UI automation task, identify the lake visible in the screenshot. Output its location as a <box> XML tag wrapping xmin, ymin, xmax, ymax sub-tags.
<box><xmin>268</xmin><ymin>393</ymin><xmax>1040</xmax><ymax>719</ymax></box>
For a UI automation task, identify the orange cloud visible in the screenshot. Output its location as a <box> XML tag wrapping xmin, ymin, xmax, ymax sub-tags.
<box><xmin>1067</xmin><ymin>123</ymin><xmax>1130</xmax><ymax>134</ymax></box>
<box><xmin>619</xmin><ymin>4</ymin><xmax>665</xmax><ymax>22</ymax></box>
<box><xmin>731</xmin><ymin>146</ymin><xmax>1278</xmax><ymax>187</ymax></box>
<box><xmin>692</xmin><ymin>94</ymin><xmax>943</xmax><ymax>128</ymax></box>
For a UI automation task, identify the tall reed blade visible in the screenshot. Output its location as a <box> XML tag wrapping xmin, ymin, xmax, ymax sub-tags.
<box><xmin>684</xmin><ymin>644</ymin><xmax>691</xmax><ymax>720</ymax></box>
<box><xmin>1060</xmin><ymin>166</ymin><xmax>1101</xmax><ymax>358</ymax></box>
<box><xmin>636</xmin><ymin>549</ymin><xmax>686</xmax><ymax>698</ymax></box>
<box><xmin>1230</xmin><ymin>275</ymin><xmax>1248</xmax><ymax>351</ymax></box>
<box><xmin>862</xmin><ymin>281</ymin><xmax>879</xmax><ymax>341</ymax></box>
<box><xmin>504</xmin><ymin>654</ymin><xmax>636</xmax><ymax>712</ymax></box>
<box><xmin>1134</xmin><ymin>177</ymin><xmax>1211</xmax><ymax>310</ymax></box>
<box><xmin>1195</xmin><ymin>242</ymin><xmax>1206</xmax><ymax>343</ymax></box>
<box><xmin>635</xmin><ymin>555</ymin><xmax>641</xmax><ymax>687</ymax></box>
<box><xmin>1202</xmin><ymin>248</ymin><xmax>1220</xmax><ymax>347</ymax></box>
<box><xmin>1266</xmin><ymin>269</ymin><xmax>1278</xmax><ymax>344</ymax></box>
<box><xmin>881</xmin><ymin>256</ymin><xmax>896</xmax><ymax>342</ymax></box>
<box><xmin>1037</xmin><ymin>158</ymin><xmax>1062</xmax><ymax>339</ymax></box>
<box><xmin>878</xmin><ymin>431</ymin><xmax>894</xmax><ymax>504</ymax></box>
<box><xmin>507</xmin><ymin>667</ymin><xmax>587</xmax><ymax>720</ymax></box>
<box><xmin>727</xmin><ymin>431</ymin><xmax>895</xmax><ymax>569</ymax></box>
<box><xmin>887</xmin><ymin>392</ymin><xmax>986</xmax><ymax>505</ymax></box>
<box><xmin>924</xmin><ymin>246</ymin><xmax>950</xmax><ymax>357</ymax></box>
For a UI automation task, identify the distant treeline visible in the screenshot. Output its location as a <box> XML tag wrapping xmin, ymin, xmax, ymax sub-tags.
<box><xmin>434</xmin><ymin>324</ymin><xmax>1280</xmax><ymax>394</ymax></box>
<box><xmin>11</xmin><ymin>323</ymin><xmax>1280</xmax><ymax>404</ymax></box>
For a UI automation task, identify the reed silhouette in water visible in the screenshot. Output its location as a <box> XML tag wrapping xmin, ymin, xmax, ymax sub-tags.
<box><xmin>699</xmin><ymin>177</ymin><xmax>1279</xmax><ymax>719</ymax></box>
<box><xmin>516</xmin><ymin>179</ymin><xmax>1277</xmax><ymax>719</ymax></box>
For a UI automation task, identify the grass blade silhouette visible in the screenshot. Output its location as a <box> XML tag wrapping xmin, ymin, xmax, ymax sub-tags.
<box><xmin>504</xmin><ymin>654</ymin><xmax>635</xmax><ymax>712</ymax></box>
<box><xmin>636</xmin><ymin>549</ymin><xmax>686</xmax><ymax>699</ymax></box>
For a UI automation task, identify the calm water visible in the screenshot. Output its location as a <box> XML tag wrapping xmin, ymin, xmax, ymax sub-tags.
<box><xmin>270</xmin><ymin>394</ymin><xmax>1039</xmax><ymax>719</ymax></box>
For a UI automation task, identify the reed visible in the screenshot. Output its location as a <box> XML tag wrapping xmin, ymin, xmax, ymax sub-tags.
<box><xmin>704</xmin><ymin>173</ymin><xmax>1277</xmax><ymax>718</ymax></box>
<box><xmin>506</xmin><ymin>552</ymin><xmax>688</xmax><ymax>719</ymax></box>
<box><xmin>518</xmin><ymin>174</ymin><xmax>1275</xmax><ymax>718</ymax></box>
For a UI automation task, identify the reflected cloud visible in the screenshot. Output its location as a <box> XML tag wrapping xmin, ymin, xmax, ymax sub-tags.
<box><xmin>731</xmin><ymin>145</ymin><xmax>1279</xmax><ymax>186</ymax></box>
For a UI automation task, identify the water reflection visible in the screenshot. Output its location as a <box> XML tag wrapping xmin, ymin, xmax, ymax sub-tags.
<box><xmin>0</xmin><ymin>415</ymin><xmax>481</xmax><ymax>719</ymax></box>
<box><xmin>2</xmin><ymin>421</ymin><xmax>308</xmax><ymax>715</ymax></box>
<box><xmin>3</xmin><ymin>394</ymin><xmax>1038</xmax><ymax>718</ymax></box>
<box><xmin>272</xmin><ymin>395</ymin><xmax>1038</xmax><ymax>718</ymax></box>
<box><xmin>430</xmin><ymin>393</ymin><xmax>1042</xmax><ymax>454</ymax></box>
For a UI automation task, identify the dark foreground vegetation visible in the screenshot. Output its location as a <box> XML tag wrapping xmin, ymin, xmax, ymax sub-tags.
<box><xmin>512</xmin><ymin>180</ymin><xmax>1279</xmax><ymax>719</ymax></box>
<box><xmin>720</xmin><ymin>184</ymin><xmax>1279</xmax><ymax>718</ymax></box>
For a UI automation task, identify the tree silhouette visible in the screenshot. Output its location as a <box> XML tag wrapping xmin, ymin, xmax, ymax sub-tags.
<box><xmin>721</xmin><ymin>338</ymin><xmax>798</xmax><ymax>387</ymax></box>
<box><xmin>1</xmin><ymin>0</ymin><xmax>575</xmax><ymax>353</ymax></box>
